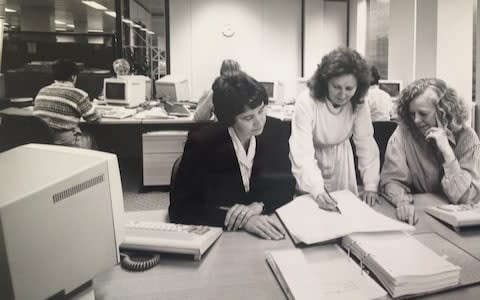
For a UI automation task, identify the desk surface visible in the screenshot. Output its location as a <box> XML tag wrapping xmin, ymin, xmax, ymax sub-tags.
<box><xmin>93</xmin><ymin>195</ymin><xmax>480</xmax><ymax>299</ymax></box>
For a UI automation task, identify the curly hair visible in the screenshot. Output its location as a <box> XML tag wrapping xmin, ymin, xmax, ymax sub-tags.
<box><xmin>397</xmin><ymin>78</ymin><xmax>468</xmax><ymax>134</ymax></box>
<box><xmin>307</xmin><ymin>47</ymin><xmax>370</xmax><ymax>111</ymax></box>
<box><xmin>52</xmin><ymin>59</ymin><xmax>79</xmax><ymax>81</ymax></box>
<box><xmin>212</xmin><ymin>72</ymin><xmax>268</xmax><ymax>126</ymax></box>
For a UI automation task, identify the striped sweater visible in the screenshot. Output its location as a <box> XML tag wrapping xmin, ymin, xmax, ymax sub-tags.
<box><xmin>34</xmin><ymin>81</ymin><xmax>100</xmax><ymax>130</ymax></box>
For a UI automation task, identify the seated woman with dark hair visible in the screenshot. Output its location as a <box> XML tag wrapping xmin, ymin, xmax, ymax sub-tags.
<box><xmin>169</xmin><ymin>72</ymin><xmax>295</xmax><ymax>240</ymax></box>
<box><xmin>380</xmin><ymin>78</ymin><xmax>480</xmax><ymax>224</ymax></box>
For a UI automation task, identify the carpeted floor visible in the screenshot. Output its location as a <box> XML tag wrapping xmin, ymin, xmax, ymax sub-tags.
<box><xmin>119</xmin><ymin>159</ymin><xmax>170</xmax><ymax>212</ymax></box>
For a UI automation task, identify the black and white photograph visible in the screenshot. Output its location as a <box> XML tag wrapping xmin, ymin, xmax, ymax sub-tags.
<box><xmin>1</xmin><ymin>0</ymin><xmax>480</xmax><ymax>299</ymax></box>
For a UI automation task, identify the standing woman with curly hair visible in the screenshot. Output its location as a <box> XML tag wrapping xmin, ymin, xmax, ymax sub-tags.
<box><xmin>380</xmin><ymin>78</ymin><xmax>480</xmax><ymax>224</ymax></box>
<box><xmin>289</xmin><ymin>48</ymin><xmax>380</xmax><ymax>210</ymax></box>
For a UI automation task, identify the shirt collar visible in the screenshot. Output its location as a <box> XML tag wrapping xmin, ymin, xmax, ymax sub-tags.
<box><xmin>228</xmin><ymin>127</ymin><xmax>256</xmax><ymax>167</ymax></box>
<box><xmin>53</xmin><ymin>81</ymin><xmax>75</xmax><ymax>87</ymax></box>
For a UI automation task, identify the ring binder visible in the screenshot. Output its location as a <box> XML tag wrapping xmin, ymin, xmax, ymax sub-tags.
<box><xmin>341</xmin><ymin>232</ymin><xmax>461</xmax><ymax>298</ymax></box>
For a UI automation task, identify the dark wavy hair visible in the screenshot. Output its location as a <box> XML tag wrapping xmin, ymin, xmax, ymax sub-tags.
<box><xmin>212</xmin><ymin>72</ymin><xmax>268</xmax><ymax>126</ymax></box>
<box><xmin>307</xmin><ymin>47</ymin><xmax>370</xmax><ymax>111</ymax></box>
<box><xmin>397</xmin><ymin>78</ymin><xmax>468</xmax><ymax>134</ymax></box>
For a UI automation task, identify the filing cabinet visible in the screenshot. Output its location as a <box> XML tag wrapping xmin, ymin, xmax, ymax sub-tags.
<box><xmin>142</xmin><ymin>131</ymin><xmax>188</xmax><ymax>186</ymax></box>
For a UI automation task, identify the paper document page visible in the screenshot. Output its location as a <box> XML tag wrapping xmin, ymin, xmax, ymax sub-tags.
<box><xmin>344</xmin><ymin>232</ymin><xmax>461</xmax><ymax>278</ymax></box>
<box><xmin>276</xmin><ymin>190</ymin><xmax>414</xmax><ymax>244</ymax></box>
<box><xmin>266</xmin><ymin>245</ymin><xmax>387</xmax><ymax>300</ymax></box>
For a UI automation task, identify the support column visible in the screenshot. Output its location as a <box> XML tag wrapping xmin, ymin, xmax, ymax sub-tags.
<box><xmin>389</xmin><ymin>0</ymin><xmax>473</xmax><ymax>114</ymax></box>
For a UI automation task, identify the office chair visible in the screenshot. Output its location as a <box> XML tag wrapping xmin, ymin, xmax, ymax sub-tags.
<box><xmin>0</xmin><ymin>108</ymin><xmax>54</xmax><ymax>152</ymax></box>
<box><xmin>170</xmin><ymin>154</ymin><xmax>183</xmax><ymax>189</ymax></box>
<box><xmin>372</xmin><ymin>121</ymin><xmax>398</xmax><ymax>170</ymax></box>
<box><xmin>351</xmin><ymin>120</ymin><xmax>397</xmax><ymax>182</ymax></box>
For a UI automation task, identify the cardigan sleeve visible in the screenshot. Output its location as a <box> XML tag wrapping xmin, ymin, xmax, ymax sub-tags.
<box><xmin>379</xmin><ymin>128</ymin><xmax>414</xmax><ymax>206</ymax></box>
<box><xmin>352</xmin><ymin>103</ymin><xmax>380</xmax><ymax>192</ymax></box>
<box><xmin>289</xmin><ymin>92</ymin><xmax>326</xmax><ymax>198</ymax></box>
<box><xmin>168</xmin><ymin>131</ymin><xmax>227</xmax><ymax>226</ymax></box>
<box><xmin>441</xmin><ymin>129</ymin><xmax>480</xmax><ymax>204</ymax></box>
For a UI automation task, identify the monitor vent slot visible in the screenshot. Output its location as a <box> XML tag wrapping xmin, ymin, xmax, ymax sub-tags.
<box><xmin>52</xmin><ymin>174</ymin><xmax>104</xmax><ymax>204</ymax></box>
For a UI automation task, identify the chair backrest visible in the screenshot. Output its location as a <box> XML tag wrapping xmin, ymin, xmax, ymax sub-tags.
<box><xmin>372</xmin><ymin>121</ymin><xmax>398</xmax><ymax>169</ymax></box>
<box><xmin>0</xmin><ymin>108</ymin><xmax>54</xmax><ymax>151</ymax></box>
<box><xmin>170</xmin><ymin>154</ymin><xmax>183</xmax><ymax>189</ymax></box>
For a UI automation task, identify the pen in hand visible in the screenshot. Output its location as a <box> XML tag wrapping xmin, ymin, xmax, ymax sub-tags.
<box><xmin>324</xmin><ymin>188</ymin><xmax>342</xmax><ymax>214</ymax></box>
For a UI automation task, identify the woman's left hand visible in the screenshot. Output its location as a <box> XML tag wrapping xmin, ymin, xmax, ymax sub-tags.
<box><xmin>225</xmin><ymin>202</ymin><xmax>263</xmax><ymax>231</ymax></box>
<box><xmin>425</xmin><ymin>127</ymin><xmax>455</xmax><ymax>162</ymax></box>
<box><xmin>361</xmin><ymin>191</ymin><xmax>380</xmax><ymax>206</ymax></box>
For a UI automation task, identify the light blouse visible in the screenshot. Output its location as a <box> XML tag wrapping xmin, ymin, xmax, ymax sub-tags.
<box><xmin>289</xmin><ymin>90</ymin><xmax>380</xmax><ymax>198</ymax></box>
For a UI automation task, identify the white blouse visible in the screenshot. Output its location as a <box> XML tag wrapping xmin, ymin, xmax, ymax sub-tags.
<box><xmin>228</xmin><ymin>127</ymin><xmax>256</xmax><ymax>193</ymax></box>
<box><xmin>289</xmin><ymin>90</ymin><xmax>380</xmax><ymax>198</ymax></box>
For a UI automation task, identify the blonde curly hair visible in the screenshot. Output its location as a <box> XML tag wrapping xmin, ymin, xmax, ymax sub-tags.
<box><xmin>397</xmin><ymin>78</ymin><xmax>468</xmax><ymax>134</ymax></box>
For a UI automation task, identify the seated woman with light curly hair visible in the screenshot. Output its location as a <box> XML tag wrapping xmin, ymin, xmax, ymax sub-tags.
<box><xmin>380</xmin><ymin>78</ymin><xmax>480</xmax><ymax>224</ymax></box>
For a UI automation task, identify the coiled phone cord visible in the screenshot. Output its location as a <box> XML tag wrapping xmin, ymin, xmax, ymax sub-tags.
<box><xmin>120</xmin><ymin>251</ymin><xmax>161</xmax><ymax>272</ymax></box>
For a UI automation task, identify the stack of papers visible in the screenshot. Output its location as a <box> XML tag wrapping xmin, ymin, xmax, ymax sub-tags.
<box><xmin>276</xmin><ymin>190</ymin><xmax>414</xmax><ymax>244</ymax></box>
<box><xmin>100</xmin><ymin>107</ymin><xmax>137</xmax><ymax>119</ymax></box>
<box><xmin>342</xmin><ymin>232</ymin><xmax>460</xmax><ymax>298</ymax></box>
<box><xmin>425</xmin><ymin>204</ymin><xmax>480</xmax><ymax>228</ymax></box>
<box><xmin>266</xmin><ymin>245</ymin><xmax>387</xmax><ymax>300</ymax></box>
<box><xmin>136</xmin><ymin>107</ymin><xmax>171</xmax><ymax>119</ymax></box>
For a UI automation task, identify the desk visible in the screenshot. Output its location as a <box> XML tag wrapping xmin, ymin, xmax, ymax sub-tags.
<box><xmin>93</xmin><ymin>195</ymin><xmax>480</xmax><ymax>299</ymax></box>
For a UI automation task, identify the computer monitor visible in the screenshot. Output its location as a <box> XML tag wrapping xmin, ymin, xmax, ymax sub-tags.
<box><xmin>378</xmin><ymin>80</ymin><xmax>403</xmax><ymax>98</ymax></box>
<box><xmin>0</xmin><ymin>144</ymin><xmax>125</xmax><ymax>300</ymax></box>
<box><xmin>104</xmin><ymin>76</ymin><xmax>146</xmax><ymax>107</ymax></box>
<box><xmin>155</xmin><ymin>75</ymin><xmax>190</xmax><ymax>102</ymax></box>
<box><xmin>259</xmin><ymin>80</ymin><xmax>285</xmax><ymax>103</ymax></box>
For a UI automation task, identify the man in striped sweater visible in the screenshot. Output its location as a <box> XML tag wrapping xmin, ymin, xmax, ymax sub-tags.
<box><xmin>34</xmin><ymin>59</ymin><xmax>101</xmax><ymax>148</ymax></box>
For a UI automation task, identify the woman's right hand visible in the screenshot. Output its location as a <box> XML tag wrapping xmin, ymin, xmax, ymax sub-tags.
<box><xmin>314</xmin><ymin>192</ymin><xmax>338</xmax><ymax>211</ymax></box>
<box><xmin>396</xmin><ymin>202</ymin><xmax>418</xmax><ymax>225</ymax></box>
<box><xmin>243</xmin><ymin>215</ymin><xmax>285</xmax><ymax>240</ymax></box>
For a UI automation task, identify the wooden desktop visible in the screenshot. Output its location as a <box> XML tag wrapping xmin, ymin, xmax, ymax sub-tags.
<box><xmin>93</xmin><ymin>194</ymin><xmax>480</xmax><ymax>299</ymax></box>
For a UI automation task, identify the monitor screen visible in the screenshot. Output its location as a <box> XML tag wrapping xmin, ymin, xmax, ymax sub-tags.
<box><xmin>378</xmin><ymin>80</ymin><xmax>402</xmax><ymax>97</ymax></box>
<box><xmin>105</xmin><ymin>82</ymin><xmax>126</xmax><ymax>100</ymax></box>
<box><xmin>260</xmin><ymin>82</ymin><xmax>274</xmax><ymax>98</ymax></box>
<box><xmin>156</xmin><ymin>83</ymin><xmax>178</xmax><ymax>102</ymax></box>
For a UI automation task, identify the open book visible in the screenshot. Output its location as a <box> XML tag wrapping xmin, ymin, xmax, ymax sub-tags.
<box><xmin>276</xmin><ymin>190</ymin><xmax>414</xmax><ymax>244</ymax></box>
<box><xmin>425</xmin><ymin>204</ymin><xmax>480</xmax><ymax>229</ymax></box>
<box><xmin>342</xmin><ymin>232</ymin><xmax>460</xmax><ymax>298</ymax></box>
<box><xmin>266</xmin><ymin>245</ymin><xmax>387</xmax><ymax>300</ymax></box>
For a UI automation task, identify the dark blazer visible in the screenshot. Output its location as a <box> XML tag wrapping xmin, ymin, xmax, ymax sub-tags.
<box><xmin>169</xmin><ymin>117</ymin><xmax>295</xmax><ymax>227</ymax></box>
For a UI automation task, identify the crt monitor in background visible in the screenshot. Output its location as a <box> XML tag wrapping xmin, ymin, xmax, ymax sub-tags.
<box><xmin>104</xmin><ymin>76</ymin><xmax>146</xmax><ymax>107</ymax></box>
<box><xmin>259</xmin><ymin>80</ymin><xmax>285</xmax><ymax>103</ymax></box>
<box><xmin>155</xmin><ymin>75</ymin><xmax>190</xmax><ymax>102</ymax></box>
<box><xmin>378</xmin><ymin>80</ymin><xmax>403</xmax><ymax>98</ymax></box>
<box><xmin>0</xmin><ymin>144</ymin><xmax>125</xmax><ymax>300</ymax></box>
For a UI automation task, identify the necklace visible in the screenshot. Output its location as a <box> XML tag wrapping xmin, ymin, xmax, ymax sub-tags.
<box><xmin>325</xmin><ymin>98</ymin><xmax>344</xmax><ymax>115</ymax></box>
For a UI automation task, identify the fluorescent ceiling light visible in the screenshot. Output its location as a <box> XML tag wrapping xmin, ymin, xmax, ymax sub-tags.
<box><xmin>67</xmin><ymin>24</ymin><xmax>75</xmax><ymax>28</ymax></box>
<box><xmin>82</xmin><ymin>1</ymin><xmax>107</xmax><ymax>10</ymax></box>
<box><xmin>56</xmin><ymin>28</ymin><xmax>67</xmax><ymax>31</ymax></box>
<box><xmin>147</xmin><ymin>31</ymin><xmax>155</xmax><ymax>35</ymax></box>
<box><xmin>5</xmin><ymin>8</ymin><xmax>16</xmax><ymax>13</ymax></box>
<box><xmin>88</xmin><ymin>29</ymin><xmax>104</xmax><ymax>33</ymax></box>
<box><xmin>122</xmin><ymin>18</ymin><xmax>133</xmax><ymax>25</ymax></box>
<box><xmin>105</xmin><ymin>11</ymin><xmax>116</xmax><ymax>17</ymax></box>
<box><xmin>4</xmin><ymin>23</ymin><xmax>9</xmax><ymax>26</ymax></box>
<box><xmin>55</xmin><ymin>20</ymin><xmax>66</xmax><ymax>25</ymax></box>
<box><xmin>132</xmin><ymin>23</ymin><xmax>141</xmax><ymax>28</ymax></box>
<box><xmin>140</xmin><ymin>27</ymin><xmax>148</xmax><ymax>32</ymax></box>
